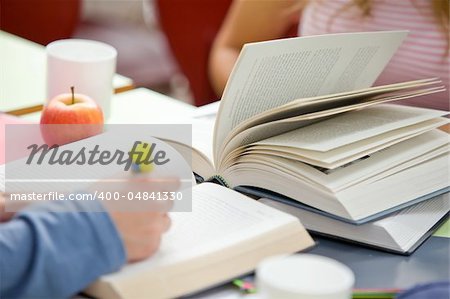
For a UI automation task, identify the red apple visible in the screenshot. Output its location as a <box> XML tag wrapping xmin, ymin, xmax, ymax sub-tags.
<box><xmin>40</xmin><ymin>88</ymin><xmax>104</xmax><ymax>146</ymax></box>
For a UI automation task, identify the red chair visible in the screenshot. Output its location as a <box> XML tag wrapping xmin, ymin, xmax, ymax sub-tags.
<box><xmin>156</xmin><ymin>0</ymin><xmax>299</xmax><ymax>106</ymax></box>
<box><xmin>0</xmin><ymin>0</ymin><xmax>80</xmax><ymax>45</ymax></box>
<box><xmin>156</xmin><ymin>0</ymin><xmax>232</xmax><ymax>106</ymax></box>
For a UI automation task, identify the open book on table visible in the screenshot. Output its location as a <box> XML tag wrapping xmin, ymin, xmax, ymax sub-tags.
<box><xmin>85</xmin><ymin>183</ymin><xmax>314</xmax><ymax>299</ymax></box>
<box><xmin>166</xmin><ymin>30</ymin><xmax>450</xmax><ymax>224</ymax></box>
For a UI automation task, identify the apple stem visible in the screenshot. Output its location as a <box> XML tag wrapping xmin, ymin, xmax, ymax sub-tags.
<box><xmin>70</xmin><ymin>86</ymin><xmax>75</xmax><ymax>105</ymax></box>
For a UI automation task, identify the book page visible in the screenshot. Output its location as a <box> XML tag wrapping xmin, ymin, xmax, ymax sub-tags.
<box><xmin>323</xmin><ymin>133</ymin><xmax>450</xmax><ymax>191</ymax></box>
<box><xmin>254</xmin><ymin>105</ymin><xmax>449</xmax><ymax>152</ymax></box>
<box><xmin>248</xmin><ymin>117</ymin><xmax>448</xmax><ymax>169</ymax></box>
<box><xmin>379</xmin><ymin>193</ymin><xmax>450</xmax><ymax>249</ymax></box>
<box><xmin>214</xmin><ymin>31</ymin><xmax>408</xmax><ymax>154</ymax></box>
<box><xmin>191</xmin><ymin>119</ymin><xmax>215</xmax><ymax>164</ymax></box>
<box><xmin>105</xmin><ymin>183</ymin><xmax>300</xmax><ymax>274</ymax></box>
<box><xmin>164</xmin><ymin>119</ymin><xmax>216</xmax><ymax>178</ymax></box>
<box><xmin>233</xmin><ymin>78</ymin><xmax>440</xmax><ymax>138</ymax></box>
<box><xmin>217</xmin><ymin>84</ymin><xmax>443</xmax><ymax>166</ymax></box>
<box><xmin>227</xmin><ymin>146</ymin><xmax>448</xmax><ymax>220</ymax></box>
<box><xmin>229</xmin><ymin>130</ymin><xmax>449</xmax><ymax>194</ymax></box>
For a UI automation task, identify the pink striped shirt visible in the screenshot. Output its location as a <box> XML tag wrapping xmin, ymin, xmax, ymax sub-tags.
<box><xmin>301</xmin><ymin>0</ymin><xmax>449</xmax><ymax>111</ymax></box>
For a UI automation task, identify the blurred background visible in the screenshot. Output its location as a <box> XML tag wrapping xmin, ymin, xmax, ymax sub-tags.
<box><xmin>0</xmin><ymin>0</ymin><xmax>233</xmax><ymax>106</ymax></box>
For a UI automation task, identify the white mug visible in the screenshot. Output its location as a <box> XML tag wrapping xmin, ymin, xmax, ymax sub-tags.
<box><xmin>256</xmin><ymin>254</ymin><xmax>354</xmax><ymax>299</ymax></box>
<box><xmin>46</xmin><ymin>39</ymin><xmax>117</xmax><ymax>119</ymax></box>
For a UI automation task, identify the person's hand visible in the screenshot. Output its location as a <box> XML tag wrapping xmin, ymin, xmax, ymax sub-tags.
<box><xmin>110</xmin><ymin>211</ymin><xmax>171</xmax><ymax>262</ymax></box>
<box><xmin>91</xmin><ymin>173</ymin><xmax>180</xmax><ymax>263</ymax></box>
<box><xmin>0</xmin><ymin>193</ymin><xmax>15</xmax><ymax>222</ymax></box>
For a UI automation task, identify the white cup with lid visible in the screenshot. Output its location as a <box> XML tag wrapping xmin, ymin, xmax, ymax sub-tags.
<box><xmin>256</xmin><ymin>254</ymin><xmax>354</xmax><ymax>299</ymax></box>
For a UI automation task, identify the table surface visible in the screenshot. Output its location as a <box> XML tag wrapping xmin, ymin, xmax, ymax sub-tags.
<box><xmin>0</xmin><ymin>30</ymin><xmax>134</xmax><ymax>115</ymax></box>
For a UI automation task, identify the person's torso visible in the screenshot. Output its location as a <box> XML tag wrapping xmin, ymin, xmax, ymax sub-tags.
<box><xmin>300</xmin><ymin>0</ymin><xmax>449</xmax><ymax>110</ymax></box>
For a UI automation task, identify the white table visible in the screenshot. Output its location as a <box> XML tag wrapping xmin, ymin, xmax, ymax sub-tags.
<box><xmin>0</xmin><ymin>30</ymin><xmax>133</xmax><ymax>115</ymax></box>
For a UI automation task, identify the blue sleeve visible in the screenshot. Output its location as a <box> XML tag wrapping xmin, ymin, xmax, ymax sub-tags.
<box><xmin>0</xmin><ymin>200</ymin><xmax>126</xmax><ymax>299</ymax></box>
<box><xmin>396</xmin><ymin>281</ymin><xmax>450</xmax><ymax>299</ymax></box>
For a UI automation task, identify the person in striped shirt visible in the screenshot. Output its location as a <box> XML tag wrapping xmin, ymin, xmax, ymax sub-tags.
<box><xmin>209</xmin><ymin>0</ymin><xmax>449</xmax><ymax>111</ymax></box>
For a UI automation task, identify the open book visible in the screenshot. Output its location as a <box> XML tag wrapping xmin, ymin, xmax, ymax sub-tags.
<box><xmin>260</xmin><ymin>193</ymin><xmax>449</xmax><ymax>255</ymax></box>
<box><xmin>168</xmin><ymin>31</ymin><xmax>450</xmax><ymax>223</ymax></box>
<box><xmin>85</xmin><ymin>183</ymin><xmax>314</xmax><ymax>299</ymax></box>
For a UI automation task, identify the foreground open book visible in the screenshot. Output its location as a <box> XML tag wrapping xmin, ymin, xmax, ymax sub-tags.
<box><xmin>167</xmin><ymin>30</ymin><xmax>449</xmax><ymax>223</ymax></box>
<box><xmin>85</xmin><ymin>183</ymin><xmax>314</xmax><ymax>299</ymax></box>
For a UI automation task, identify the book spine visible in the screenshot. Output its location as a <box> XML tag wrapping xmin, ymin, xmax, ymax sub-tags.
<box><xmin>207</xmin><ymin>175</ymin><xmax>230</xmax><ymax>188</ymax></box>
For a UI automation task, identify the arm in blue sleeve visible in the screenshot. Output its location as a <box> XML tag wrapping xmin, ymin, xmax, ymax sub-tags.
<box><xmin>0</xmin><ymin>200</ymin><xmax>126</xmax><ymax>299</ymax></box>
